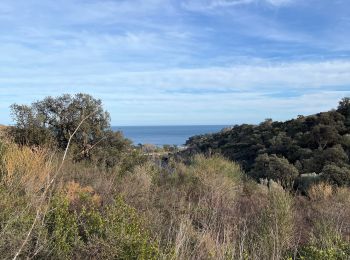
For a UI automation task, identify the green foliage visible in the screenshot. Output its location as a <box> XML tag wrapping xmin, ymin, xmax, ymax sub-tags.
<box><xmin>251</xmin><ymin>153</ymin><xmax>299</xmax><ymax>189</ymax></box>
<box><xmin>186</xmin><ymin>97</ymin><xmax>350</xmax><ymax>187</ymax></box>
<box><xmin>4</xmin><ymin>95</ymin><xmax>350</xmax><ymax>259</ymax></box>
<box><xmin>296</xmin><ymin>240</ymin><xmax>350</xmax><ymax>260</ymax></box>
<box><xmin>118</xmin><ymin>149</ymin><xmax>149</xmax><ymax>175</ymax></box>
<box><xmin>191</xmin><ymin>154</ymin><xmax>242</xmax><ymax>181</ymax></box>
<box><xmin>73</xmin><ymin>130</ymin><xmax>132</xmax><ymax>168</ymax></box>
<box><xmin>9</xmin><ymin>93</ymin><xmax>132</xmax><ymax>168</ymax></box>
<box><xmin>9</xmin><ymin>104</ymin><xmax>55</xmax><ymax>146</ymax></box>
<box><xmin>251</xmin><ymin>186</ymin><xmax>294</xmax><ymax>259</ymax></box>
<box><xmin>1</xmin><ymin>142</ymin><xmax>350</xmax><ymax>259</ymax></box>
<box><xmin>0</xmin><ymin>186</ymin><xmax>48</xmax><ymax>258</ymax></box>
<box><xmin>101</xmin><ymin>197</ymin><xmax>160</xmax><ymax>260</ymax></box>
<box><xmin>46</xmin><ymin>193</ymin><xmax>160</xmax><ymax>259</ymax></box>
<box><xmin>322</xmin><ymin>164</ymin><xmax>350</xmax><ymax>186</ymax></box>
<box><xmin>46</xmin><ymin>196</ymin><xmax>80</xmax><ymax>257</ymax></box>
<box><xmin>10</xmin><ymin>93</ymin><xmax>110</xmax><ymax>148</ymax></box>
<box><xmin>338</xmin><ymin>97</ymin><xmax>350</xmax><ymax>127</ymax></box>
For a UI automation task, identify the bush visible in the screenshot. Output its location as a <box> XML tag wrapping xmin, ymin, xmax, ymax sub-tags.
<box><xmin>250</xmin><ymin>186</ymin><xmax>294</xmax><ymax>259</ymax></box>
<box><xmin>296</xmin><ymin>240</ymin><xmax>350</xmax><ymax>260</ymax></box>
<box><xmin>46</xmin><ymin>196</ymin><xmax>81</xmax><ymax>258</ymax></box>
<box><xmin>2</xmin><ymin>136</ymin><xmax>350</xmax><ymax>259</ymax></box>
<box><xmin>10</xmin><ymin>94</ymin><xmax>110</xmax><ymax>149</ymax></box>
<box><xmin>46</xmin><ymin>187</ymin><xmax>160</xmax><ymax>259</ymax></box>
<box><xmin>149</xmin><ymin>155</ymin><xmax>245</xmax><ymax>259</ymax></box>
<box><xmin>251</xmin><ymin>153</ymin><xmax>299</xmax><ymax>189</ymax></box>
<box><xmin>73</xmin><ymin>196</ymin><xmax>161</xmax><ymax>259</ymax></box>
<box><xmin>322</xmin><ymin>164</ymin><xmax>350</xmax><ymax>186</ymax></box>
<box><xmin>0</xmin><ymin>187</ymin><xmax>44</xmax><ymax>259</ymax></box>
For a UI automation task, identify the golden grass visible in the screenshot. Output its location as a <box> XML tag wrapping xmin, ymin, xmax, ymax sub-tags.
<box><xmin>0</xmin><ymin>125</ymin><xmax>8</xmax><ymax>139</ymax></box>
<box><xmin>1</xmin><ymin>143</ymin><xmax>53</xmax><ymax>196</ymax></box>
<box><xmin>308</xmin><ymin>182</ymin><xmax>333</xmax><ymax>201</ymax></box>
<box><xmin>65</xmin><ymin>180</ymin><xmax>101</xmax><ymax>208</ymax></box>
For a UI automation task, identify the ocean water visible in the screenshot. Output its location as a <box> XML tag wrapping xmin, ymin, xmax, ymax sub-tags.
<box><xmin>112</xmin><ymin>125</ymin><xmax>227</xmax><ymax>146</ymax></box>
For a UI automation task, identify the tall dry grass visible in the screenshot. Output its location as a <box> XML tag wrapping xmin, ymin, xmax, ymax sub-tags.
<box><xmin>2</xmin><ymin>144</ymin><xmax>53</xmax><ymax>197</ymax></box>
<box><xmin>1</xmin><ymin>139</ymin><xmax>350</xmax><ymax>259</ymax></box>
<box><xmin>0</xmin><ymin>142</ymin><xmax>55</xmax><ymax>258</ymax></box>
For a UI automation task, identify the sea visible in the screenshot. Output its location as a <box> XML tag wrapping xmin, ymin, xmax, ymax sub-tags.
<box><xmin>112</xmin><ymin>125</ymin><xmax>228</xmax><ymax>146</ymax></box>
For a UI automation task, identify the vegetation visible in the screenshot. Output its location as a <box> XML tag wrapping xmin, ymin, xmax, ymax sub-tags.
<box><xmin>186</xmin><ymin>97</ymin><xmax>350</xmax><ymax>190</ymax></box>
<box><xmin>8</xmin><ymin>93</ymin><xmax>131</xmax><ymax>167</ymax></box>
<box><xmin>1</xmin><ymin>94</ymin><xmax>350</xmax><ymax>259</ymax></box>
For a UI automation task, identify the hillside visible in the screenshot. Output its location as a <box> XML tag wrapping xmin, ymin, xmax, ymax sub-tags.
<box><xmin>1</xmin><ymin>94</ymin><xmax>350</xmax><ymax>259</ymax></box>
<box><xmin>186</xmin><ymin>98</ymin><xmax>350</xmax><ymax>188</ymax></box>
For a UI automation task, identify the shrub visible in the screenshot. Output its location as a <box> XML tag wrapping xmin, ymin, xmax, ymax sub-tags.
<box><xmin>250</xmin><ymin>186</ymin><xmax>294</xmax><ymax>259</ymax></box>
<box><xmin>149</xmin><ymin>155</ymin><xmax>244</xmax><ymax>259</ymax></box>
<box><xmin>322</xmin><ymin>164</ymin><xmax>350</xmax><ymax>186</ymax></box>
<box><xmin>251</xmin><ymin>153</ymin><xmax>299</xmax><ymax>189</ymax></box>
<box><xmin>0</xmin><ymin>187</ymin><xmax>46</xmax><ymax>259</ymax></box>
<box><xmin>10</xmin><ymin>94</ymin><xmax>110</xmax><ymax>149</ymax></box>
<box><xmin>82</xmin><ymin>197</ymin><xmax>161</xmax><ymax>260</ymax></box>
<box><xmin>296</xmin><ymin>240</ymin><xmax>350</xmax><ymax>260</ymax></box>
<box><xmin>46</xmin><ymin>185</ymin><xmax>161</xmax><ymax>259</ymax></box>
<box><xmin>46</xmin><ymin>195</ymin><xmax>80</xmax><ymax>258</ymax></box>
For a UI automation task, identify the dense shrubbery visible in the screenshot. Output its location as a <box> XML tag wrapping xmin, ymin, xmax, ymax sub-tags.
<box><xmin>1</xmin><ymin>95</ymin><xmax>350</xmax><ymax>259</ymax></box>
<box><xmin>186</xmin><ymin>98</ymin><xmax>350</xmax><ymax>189</ymax></box>
<box><xmin>0</xmin><ymin>142</ymin><xmax>161</xmax><ymax>259</ymax></box>
<box><xmin>1</xmin><ymin>140</ymin><xmax>350</xmax><ymax>259</ymax></box>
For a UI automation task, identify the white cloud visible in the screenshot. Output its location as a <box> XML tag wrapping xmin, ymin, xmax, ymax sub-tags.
<box><xmin>0</xmin><ymin>60</ymin><xmax>346</xmax><ymax>87</ymax></box>
<box><xmin>0</xmin><ymin>0</ymin><xmax>349</xmax><ymax>125</ymax></box>
<box><xmin>1</xmin><ymin>59</ymin><xmax>350</xmax><ymax>91</ymax></box>
<box><xmin>1</xmin><ymin>59</ymin><xmax>350</xmax><ymax>124</ymax></box>
<box><xmin>265</xmin><ymin>0</ymin><xmax>293</xmax><ymax>6</ymax></box>
<box><xmin>182</xmin><ymin>0</ymin><xmax>294</xmax><ymax>10</ymax></box>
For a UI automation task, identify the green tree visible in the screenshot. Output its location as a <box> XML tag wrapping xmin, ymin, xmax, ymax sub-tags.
<box><xmin>311</xmin><ymin>125</ymin><xmax>340</xmax><ymax>150</ymax></box>
<box><xmin>338</xmin><ymin>97</ymin><xmax>350</xmax><ymax>127</ymax></box>
<box><xmin>9</xmin><ymin>94</ymin><xmax>131</xmax><ymax>166</ymax></box>
<box><xmin>32</xmin><ymin>93</ymin><xmax>110</xmax><ymax>149</ymax></box>
<box><xmin>10</xmin><ymin>93</ymin><xmax>110</xmax><ymax>151</ymax></box>
<box><xmin>321</xmin><ymin>164</ymin><xmax>350</xmax><ymax>186</ymax></box>
<box><xmin>251</xmin><ymin>153</ymin><xmax>299</xmax><ymax>189</ymax></box>
<box><xmin>9</xmin><ymin>104</ymin><xmax>54</xmax><ymax>146</ymax></box>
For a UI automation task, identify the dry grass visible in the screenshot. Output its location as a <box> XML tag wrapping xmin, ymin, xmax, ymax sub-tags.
<box><xmin>308</xmin><ymin>182</ymin><xmax>333</xmax><ymax>201</ymax></box>
<box><xmin>65</xmin><ymin>180</ymin><xmax>102</xmax><ymax>208</ymax></box>
<box><xmin>1</xmin><ymin>142</ymin><xmax>350</xmax><ymax>259</ymax></box>
<box><xmin>0</xmin><ymin>125</ymin><xmax>7</xmax><ymax>139</ymax></box>
<box><xmin>116</xmin><ymin>163</ymin><xmax>153</xmax><ymax>211</ymax></box>
<box><xmin>147</xmin><ymin>155</ymin><xmax>244</xmax><ymax>259</ymax></box>
<box><xmin>0</xmin><ymin>143</ymin><xmax>54</xmax><ymax>258</ymax></box>
<box><xmin>2</xmin><ymin>143</ymin><xmax>53</xmax><ymax>198</ymax></box>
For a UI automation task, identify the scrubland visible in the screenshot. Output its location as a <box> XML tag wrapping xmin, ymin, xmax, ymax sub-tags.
<box><xmin>1</xmin><ymin>93</ymin><xmax>350</xmax><ymax>259</ymax></box>
<box><xmin>1</xmin><ymin>140</ymin><xmax>350</xmax><ymax>259</ymax></box>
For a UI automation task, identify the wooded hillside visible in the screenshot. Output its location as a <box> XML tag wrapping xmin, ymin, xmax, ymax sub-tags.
<box><xmin>186</xmin><ymin>98</ymin><xmax>350</xmax><ymax>189</ymax></box>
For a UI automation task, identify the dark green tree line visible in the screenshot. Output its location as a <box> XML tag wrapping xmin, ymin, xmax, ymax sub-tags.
<box><xmin>186</xmin><ymin>98</ymin><xmax>350</xmax><ymax>188</ymax></box>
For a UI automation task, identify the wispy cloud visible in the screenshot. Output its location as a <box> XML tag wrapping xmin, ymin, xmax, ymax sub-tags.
<box><xmin>0</xmin><ymin>0</ymin><xmax>350</xmax><ymax>125</ymax></box>
<box><xmin>182</xmin><ymin>0</ymin><xmax>294</xmax><ymax>10</ymax></box>
<box><xmin>1</xmin><ymin>59</ymin><xmax>350</xmax><ymax>125</ymax></box>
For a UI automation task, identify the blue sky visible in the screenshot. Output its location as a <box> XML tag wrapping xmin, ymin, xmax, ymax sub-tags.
<box><xmin>0</xmin><ymin>0</ymin><xmax>350</xmax><ymax>125</ymax></box>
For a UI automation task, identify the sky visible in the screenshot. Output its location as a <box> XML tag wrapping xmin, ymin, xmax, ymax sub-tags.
<box><xmin>0</xmin><ymin>0</ymin><xmax>350</xmax><ymax>126</ymax></box>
